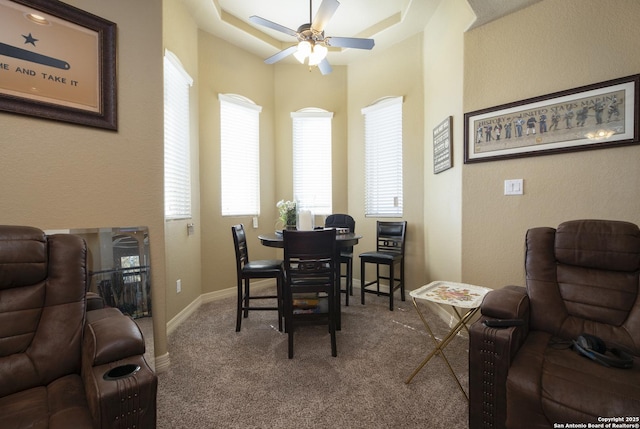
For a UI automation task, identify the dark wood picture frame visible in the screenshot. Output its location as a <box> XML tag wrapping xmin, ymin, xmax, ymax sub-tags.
<box><xmin>0</xmin><ymin>0</ymin><xmax>117</xmax><ymax>130</ymax></box>
<box><xmin>433</xmin><ymin>116</ymin><xmax>453</xmax><ymax>174</ymax></box>
<box><xmin>464</xmin><ymin>74</ymin><xmax>640</xmax><ymax>163</ymax></box>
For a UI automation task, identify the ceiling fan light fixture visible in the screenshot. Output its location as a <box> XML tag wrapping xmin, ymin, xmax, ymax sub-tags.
<box><xmin>251</xmin><ymin>0</ymin><xmax>374</xmax><ymax>75</ymax></box>
<box><xmin>293</xmin><ymin>50</ymin><xmax>307</xmax><ymax>64</ymax></box>
<box><xmin>296</xmin><ymin>41</ymin><xmax>311</xmax><ymax>56</ymax></box>
<box><xmin>308</xmin><ymin>43</ymin><xmax>327</xmax><ymax>66</ymax></box>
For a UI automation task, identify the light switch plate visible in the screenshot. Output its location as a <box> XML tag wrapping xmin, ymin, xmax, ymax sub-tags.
<box><xmin>504</xmin><ymin>179</ymin><xmax>523</xmax><ymax>195</ymax></box>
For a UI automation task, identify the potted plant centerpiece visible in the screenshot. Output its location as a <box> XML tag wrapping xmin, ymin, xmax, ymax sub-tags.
<box><xmin>276</xmin><ymin>200</ymin><xmax>297</xmax><ymax>230</ymax></box>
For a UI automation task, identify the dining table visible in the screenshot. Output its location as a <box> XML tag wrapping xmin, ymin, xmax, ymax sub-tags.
<box><xmin>258</xmin><ymin>230</ymin><xmax>362</xmax><ymax>330</ymax></box>
<box><xmin>258</xmin><ymin>231</ymin><xmax>361</xmax><ymax>248</ymax></box>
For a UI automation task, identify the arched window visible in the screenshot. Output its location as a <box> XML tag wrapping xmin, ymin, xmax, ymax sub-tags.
<box><xmin>362</xmin><ymin>96</ymin><xmax>403</xmax><ymax>217</ymax></box>
<box><xmin>291</xmin><ymin>108</ymin><xmax>333</xmax><ymax>215</ymax></box>
<box><xmin>220</xmin><ymin>94</ymin><xmax>262</xmax><ymax>216</ymax></box>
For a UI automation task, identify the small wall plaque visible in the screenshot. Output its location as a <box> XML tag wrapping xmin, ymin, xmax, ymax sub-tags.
<box><xmin>433</xmin><ymin>116</ymin><xmax>453</xmax><ymax>174</ymax></box>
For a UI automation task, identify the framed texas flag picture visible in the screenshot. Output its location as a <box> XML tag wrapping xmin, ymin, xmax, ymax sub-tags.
<box><xmin>0</xmin><ymin>0</ymin><xmax>117</xmax><ymax>129</ymax></box>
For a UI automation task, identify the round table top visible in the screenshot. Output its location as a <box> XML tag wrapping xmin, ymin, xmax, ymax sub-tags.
<box><xmin>258</xmin><ymin>231</ymin><xmax>362</xmax><ymax>248</ymax></box>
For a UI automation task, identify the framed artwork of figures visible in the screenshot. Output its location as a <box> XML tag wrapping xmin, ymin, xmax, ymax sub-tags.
<box><xmin>464</xmin><ymin>74</ymin><xmax>639</xmax><ymax>163</ymax></box>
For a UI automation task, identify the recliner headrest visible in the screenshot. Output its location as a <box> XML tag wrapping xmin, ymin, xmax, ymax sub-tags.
<box><xmin>0</xmin><ymin>225</ymin><xmax>48</xmax><ymax>289</ymax></box>
<box><xmin>555</xmin><ymin>220</ymin><xmax>640</xmax><ymax>271</ymax></box>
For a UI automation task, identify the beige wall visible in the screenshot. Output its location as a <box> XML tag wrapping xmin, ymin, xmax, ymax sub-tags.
<box><xmin>462</xmin><ymin>0</ymin><xmax>640</xmax><ymax>289</ymax></box>
<box><xmin>273</xmin><ymin>64</ymin><xmax>349</xmax><ymax>215</ymax></box>
<box><xmin>423</xmin><ymin>0</ymin><xmax>475</xmax><ymax>283</ymax></box>
<box><xmin>196</xmin><ymin>33</ymin><xmax>349</xmax><ymax>299</ymax></box>
<box><xmin>194</xmin><ymin>31</ymin><xmax>427</xmax><ymax>304</ymax></box>
<box><xmin>348</xmin><ymin>33</ymin><xmax>427</xmax><ymax>290</ymax></box>
<box><xmin>197</xmin><ymin>31</ymin><xmax>280</xmax><ymax>297</ymax></box>
<box><xmin>0</xmin><ymin>0</ymin><xmax>168</xmax><ymax>359</ymax></box>
<box><xmin>163</xmin><ymin>0</ymin><xmax>202</xmax><ymax>325</ymax></box>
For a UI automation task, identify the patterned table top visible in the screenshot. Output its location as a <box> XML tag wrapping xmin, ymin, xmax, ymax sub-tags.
<box><xmin>410</xmin><ymin>281</ymin><xmax>491</xmax><ymax>308</ymax></box>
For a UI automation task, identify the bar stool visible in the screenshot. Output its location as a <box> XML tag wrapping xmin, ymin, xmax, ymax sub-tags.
<box><xmin>359</xmin><ymin>221</ymin><xmax>407</xmax><ymax>311</ymax></box>
<box><xmin>324</xmin><ymin>214</ymin><xmax>356</xmax><ymax>305</ymax></box>
<box><xmin>232</xmin><ymin>224</ymin><xmax>284</xmax><ymax>332</ymax></box>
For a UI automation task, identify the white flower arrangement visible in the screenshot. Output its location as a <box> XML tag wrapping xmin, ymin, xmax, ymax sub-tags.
<box><xmin>276</xmin><ymin>200</ymin><xmax>297</xmax><ymax>227</ymax></box>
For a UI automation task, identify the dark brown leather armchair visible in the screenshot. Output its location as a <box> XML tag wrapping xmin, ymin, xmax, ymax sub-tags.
<box><xmin>0</xmin><ymin>226</ymin><xmax>157</xmax><ymax>428</ymax></box>
<box><xmin>469</xmin><ymin>219</ymin><xmax>640</xmax><ymax>429</ymax></box>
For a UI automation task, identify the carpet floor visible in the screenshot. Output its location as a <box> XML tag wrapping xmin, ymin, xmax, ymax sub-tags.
<box><xmin>156</xmin><ymin>287</ymin><xmax>470</xmax><ymax>428</ymax></box>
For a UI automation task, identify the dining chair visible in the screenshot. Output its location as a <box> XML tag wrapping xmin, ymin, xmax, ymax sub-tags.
<box><xmin>232</xmin><ymin>224</ymin><xmax>284</xmax><ymax>332</ymax></box>
<box><xmin>283</xmin><ymin>229</ymin><xmax>338</xmax><ymax>358</ymax></box>
<box><xmin>324</xmin><ymin>213</ymin><xmax>356</xmax><ymax>306</ymax></box>
<box><xmin>359</xmin><ymin>221</ymin><xmax>407</xmax><ymax>311</ymax></box>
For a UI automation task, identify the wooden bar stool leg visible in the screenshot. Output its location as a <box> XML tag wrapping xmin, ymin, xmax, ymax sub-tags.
<box><xmin>236</xmin><ymin>279</ymin><xmax>243</xmax><ymax>332</ymax></box>
<box><xmin>361</xmin><ymin>260</ymin><xmax>366</xmax><ymax>305</ymax></box>
<box><xmin>347</xmin><ymin>259</ymin><xmax>353</xmax><ymax>296</ymax></box>
<box><xmin>344</xmin><ymin>261</ymin><xmax>349</xmax><ymax>307</ymax></box>
<box><xmin>389</xmin><ymin>262</ymin><xmax>394</xmax><ymax>311</ymax></box>
<box><xmin>243</xmin><ymin>279</ymin><xmax>250</xmax><ymax>318</ymax></box>
<box><xmin>400</xmin><ymin>260</ymin><xmax>406</xmax><ymax>301</ymax></box>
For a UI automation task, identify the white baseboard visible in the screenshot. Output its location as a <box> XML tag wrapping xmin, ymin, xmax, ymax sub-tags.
<box><xmin>166</xmin><ymin>295</ymin><xmax>203</xmax><ymax>336</ymax></box>
<box><xmin>166</xmin><ymin>279</ymin><xmax>274</xmax><ymax>336</ymax></box>
<box><xmin>154</xmin><ymin>352</ymin><xmax>171</xmax><ymax>373</ymax></box>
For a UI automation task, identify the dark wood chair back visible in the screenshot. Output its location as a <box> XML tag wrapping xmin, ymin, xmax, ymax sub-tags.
<box><xmin>376</xmin><ymin>221</ymin><xmax>406</xmax><ymax>255</ymax></box>
<box><xmin>282</xmin><ymin>229</ymin><xmax>338</xmax><ymax>358</ymax></box>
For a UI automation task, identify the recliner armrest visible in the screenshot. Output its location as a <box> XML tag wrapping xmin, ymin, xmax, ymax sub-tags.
<box><xmin>81</xmin><ymin>308</ymin><xmax>157</xmax><ymax>428</ymax></box>
<box><xmin>83</xmin><ymin>355</ymin><xmax>157</xmax><ymax>428</ymax></box>
<box><xmin>84</xmin><ymin>308</ymin><xmax>146</xmax><ymax>366</ymax></box>
<box><xmin>468</xmin><ymin>286</ymin><xmax>530</xmax><ymax>429</ymax></box>
<box><xmin>86</xmin><ymin>291</ymin><xmax>105</xmax><ymax>311</ymax></box>
<box><xmin>480</xmin><ymin>285</ymin><xmax>529</xmax><ymax>320</ymax></box>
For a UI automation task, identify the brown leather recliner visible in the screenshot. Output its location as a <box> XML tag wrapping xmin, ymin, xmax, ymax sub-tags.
<box><xmin>469</xmin><ymin>219</ymin><xmax>640</xmax><ymax>429</ymax></box>
<box><xmin>0</xmin><ymin>226</ymin><xmax>157</xmax><ymax>428</ymax></box>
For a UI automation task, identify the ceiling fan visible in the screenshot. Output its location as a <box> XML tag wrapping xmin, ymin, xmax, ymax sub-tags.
<box><xmin>249</xmin><ymin>0</ymin><xmax>375</xmax><ymax>75</ymax></box>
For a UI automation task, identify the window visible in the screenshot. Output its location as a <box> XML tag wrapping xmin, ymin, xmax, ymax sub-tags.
<box><xmin>120</xmin><ymin>255</ymin><xmax>141</xmax><ymax>284</ymax></box>
<box><xmin>292</xmin><ymin>108</ymin><xmax>333</xmax><ymax>215</ymax></box>
<box><xmin>362</xmin><ymin>96</ymin><xmax>403</xmax><ymax>217</ymax></box>
<box><xmin>164</xmin><ymin>50</ymin><xmax>193</xmax><ymax>220</ymax></box>
<box><xmin>220</xmin><ymin>94</ymin><xmax>261</xmax><ymax>216</ymax></box>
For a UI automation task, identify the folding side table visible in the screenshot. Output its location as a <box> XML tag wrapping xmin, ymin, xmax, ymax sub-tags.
<box><xmin>404</xmin><ymin>281</ymin><xmax>490</xmax><ymax>399</ymax></box>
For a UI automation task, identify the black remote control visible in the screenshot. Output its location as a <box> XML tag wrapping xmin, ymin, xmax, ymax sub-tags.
<box><xmin>483</xmin><ymin>319</ymin><xmax>525</xmax><ymax>328</ymax></box>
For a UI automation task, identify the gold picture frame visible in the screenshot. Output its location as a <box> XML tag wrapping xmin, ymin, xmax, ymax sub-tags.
<box><xmin>0</xmin><ymin>0</ymin><xmax>117</xmax><ymax>130</ymax></box>
<box><xmin>464</xmin><ymin>75</ymin><xmax>639</xmax><ymax>163</ymax></box>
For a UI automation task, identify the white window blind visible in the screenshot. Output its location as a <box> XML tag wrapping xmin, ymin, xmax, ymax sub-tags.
<box><xmin>362</xmin><ymin>96</ymin><xmax>403</xmax><ymax>217</ymax></box>
<box><xmin>164</xmin><ymin>50</ymin><xmax>193</xmax><ymax>220</ymax></box>
<box><xmin>292</xmin><ymin>109</ymin><xmax>333</xmax><ymax>215</ymax></box>
<box><xmin>220</xmin><ymin>94</ymin><xmax>261</xmax><ymax>216</ymax></box>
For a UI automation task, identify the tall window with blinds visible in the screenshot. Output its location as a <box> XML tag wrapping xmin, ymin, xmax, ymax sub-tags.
<box><xmin>362</xmin><ymin>96</ymin><xmax>403</xmax><ymax>217</ymax></box>
<box><xmin>292</xmin><ymin>109</ymin><xmax>333</xmax><ymax>215</ymax></box>
<box><xmin>220</xmin><ymin>94</ymin><xmax>261</xmax><ymax>216</ymax></box>
<box><xmin>164</xmin><ymin>50</ymin><xmax>193</xmax><ymax>220</ymax></box>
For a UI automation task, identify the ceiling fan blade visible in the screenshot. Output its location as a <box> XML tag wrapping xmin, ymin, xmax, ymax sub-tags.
<box><xmin>264</xmin><ymin>45</ymin><xmax>298</xmax><ymax>64</ymax></box>
<box><xmin>311</xmin><ymin>0</ymin><xmax>340</xmax><ymax>32</ymax></box>
<box><xmin>317</xmin><ymin>58</ymin><xmax>333</xmax><ymax>75</ymax></box>
<box><xmin>249</xmin><ymin>15</ymin><xmax>298</xmax><ymax>38</ymax></box>
<box><xmin>326</xmin><ymin>36</ymin><xmax>375</xmax><ymax>50</ymax></box>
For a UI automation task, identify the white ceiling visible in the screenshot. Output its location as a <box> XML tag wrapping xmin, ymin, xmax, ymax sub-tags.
<box><xmin>178</xmin><ymin>0</ymin><xmax>542</xmax><ymax>66</ymax></box>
